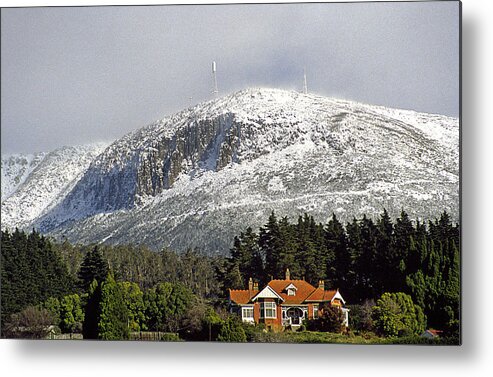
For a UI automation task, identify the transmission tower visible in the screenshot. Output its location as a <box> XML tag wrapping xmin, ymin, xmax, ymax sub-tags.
<box><xmin>212</xmin><ymin>61</ymin><xmax>219</xmax><ymax>97</ymax></box>
<box><xmin>303</xmin><ymin>67</ymin><xmax>308</xmax><ymax>94</ymax></box>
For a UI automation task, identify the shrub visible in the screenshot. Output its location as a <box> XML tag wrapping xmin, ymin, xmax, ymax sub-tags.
<box><xmin>217</xmin><ymin>316</ymin><xmax>247</xmax><ymax>342</ymax></box>
<box><xmin>241</xmin><ymin>322</ymin><xmax>267</xmax><ymax>342</ymax></box>
<box><xmin>59</xmin><ymin>294</ymin><xmax>84</xmax><ymax>333</ymax></box>
<box><xmin>4</xmin><ymin>306</ymin><xmax>55</xmax><ymax>339</ymax></box>
<box><xmin>251</xmin><ymin>330</ymin><xmax>287</xmax><ymax>343</ymax></box>
<box><xmin>347</xmin><ymin>300</ymin><xmax>375</xmax><ymax>332</ymax></box>
<box><xmin>372</xmin><ymin>292</ymin><xmax>426</xmax><ymax>337</ymax></box>
<box><xmin>160</xmin><ymin>332</ymin><xmax>182</xmax><ymax>342</ymax></box>
<box><xmin>179</xmin><ymin>304</ymin><xmax>225</xmax><ymax>341</ymax></box>
<box><xmin>307</xmin><ymin>304</ymin><xmax>345</xmax><ymax>333</ymax></box>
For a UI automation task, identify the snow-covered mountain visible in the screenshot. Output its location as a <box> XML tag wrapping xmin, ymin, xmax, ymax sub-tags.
<box><xmin>1</xmin><ymin>152</ymin><xmax>46</xmax><ymax>201</ymax></box>
<box><xmin>2</xmin><ymin>88</ymin><xmax>459</xmax><ymax>254</ymax></box>
<box><xmin>1</xmin><ymin>144</ymin><xmax>107</xmax><ymax>230</ymax></box>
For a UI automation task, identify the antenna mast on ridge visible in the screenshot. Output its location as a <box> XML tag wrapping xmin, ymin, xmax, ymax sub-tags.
<box><xmin>212</xmin><ymin>61</ymin><xmax>219</xmax><ymax>97</ymax></box>
<box><xmin>303</xmin><ymin>67</ymin><xmax>308</xmax><ymax>94</ymax></box>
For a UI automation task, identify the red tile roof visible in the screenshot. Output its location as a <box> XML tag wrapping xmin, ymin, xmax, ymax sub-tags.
<box><xmin>267</xmin><ymin>279</ymin><xmax>317</xmax><ymax>304</ymax></box>
<box><xmin>229</xmin><ymin>289</ymin><xmax>258</xmax><ymax>305</ymax></box>
<box><xmin>428</xmin><ymin>329</ymin><xmax>443</xmax><ymax>337</ymax></box>
<box><xmin>229</xmin><ymin>279</ymin><xmax>338</xmax><ymax>305</ymax></box>
<box><xmin>305</xmin><ymin>287</ymin><xmax>338</xmax><ymax>302</ymax></box>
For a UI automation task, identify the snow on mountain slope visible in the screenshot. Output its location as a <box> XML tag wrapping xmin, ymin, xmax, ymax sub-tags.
<box><xmin>1</xmin><ymin>143</ymin><xmax>107</xmax><ymax>229</ymax></box>
<box><xmin>1</xmin><ymin>153</ymin><xmax>46</xmax><ymax>201</ymax></box>
<box><xmin>23</xmin><ymin>88</ymin><xmax>459</xmax><ymax>254</ymax></box>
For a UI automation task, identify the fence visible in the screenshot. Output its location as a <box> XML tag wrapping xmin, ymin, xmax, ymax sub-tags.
<box><xmin>129</xmin><ymin>331</ymin><xmax>180</xmax><ymax>341</ymax></box>
<box><xmin>47</xmin><ymin>331</ymin><xmax>178</xmax><ymax>341</ymax></box>
<box><xmin>49</xmin><ymin>333</ymin><xmax>83</xmax><ymax>340</ymax></box>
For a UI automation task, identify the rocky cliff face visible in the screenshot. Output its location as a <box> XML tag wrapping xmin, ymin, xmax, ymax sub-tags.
<box><xmin>2</xmin><ymin>88</ymin><xmax>459</xmax><ymax>254</ymax></box>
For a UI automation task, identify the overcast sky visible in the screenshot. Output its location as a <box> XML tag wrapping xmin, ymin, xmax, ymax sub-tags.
<box><xmin>1</xmin><ymin>1</ymin><xmax>459</xmax><ymax>154</ymax></box>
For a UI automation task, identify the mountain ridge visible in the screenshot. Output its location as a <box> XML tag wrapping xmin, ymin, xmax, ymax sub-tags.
<box><xmin>1</xmin><ymin>143</ymin><xmax>107</xmax><ymax>230</ymax></box>
<box><xmin>1</xmin><ymin>88</ymin><xmax>459</xmax><ymax>254</ymax></box>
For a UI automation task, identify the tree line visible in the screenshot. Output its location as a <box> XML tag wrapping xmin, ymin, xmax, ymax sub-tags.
<box><xmin>1</xmin><ymin>237</ymin><xmax>234</xmax><ymax>340</ymax></box>
<box><xmin>1</xmin><ymin>229</ymin><xmax>74</xmax><ymax>329</ymax></box>
<box><xmin>1</xmin><ymin>208</ymin><xmax>459</xmax><ymax>339</ymax></box>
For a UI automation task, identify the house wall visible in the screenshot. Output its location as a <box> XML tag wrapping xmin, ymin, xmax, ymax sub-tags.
<box><xmin>307</xmin><ymin>303</ymin><xmax>313</xmax><ymax>319</ymax></box>
<box><xmin>258</xmin><ymin>298</ymin><xmax>282</xmax><ymax>330</ymax></box>
<box><xmin>253</xmin><ymin>302</ymin><xmax>260</xmax><ymax>323</ymax></box>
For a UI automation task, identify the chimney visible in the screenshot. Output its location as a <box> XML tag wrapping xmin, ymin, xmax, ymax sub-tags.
<box><xmin>248</xmin><ymin>277</ymin><xmax>253</xmax><ymax>291</ymax></box>
<box><xmin>318</xmin><ymin>280</ymin><xmax>325</xmax><ymax>290</ymax></box>
<box><xmin>285</xmin><ymin>268</ymin><xmax>291</xmax><ymax>280</ymax></box>
<box><xmin>253</xmin><ymin>281</ymin><xmax>258</xmax><ymax>291</ymax></box>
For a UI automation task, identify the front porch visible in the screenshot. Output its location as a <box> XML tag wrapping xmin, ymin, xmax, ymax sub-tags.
<box><xmin>282</xmin><ymin>306</ymin><xmax>308</xmax><ymax>327</ymax></box>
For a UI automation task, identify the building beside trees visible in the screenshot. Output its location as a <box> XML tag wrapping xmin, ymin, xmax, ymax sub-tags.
<box><xmin>228</xmin><ymin>268</ymin><xmax>348</xmax><ymax>331</ymax></box>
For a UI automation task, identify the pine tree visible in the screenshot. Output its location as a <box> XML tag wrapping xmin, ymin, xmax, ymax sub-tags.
<box><xmin>443</xmin><ymin>240</ymin><xmax>460</xmax><ymax>325</ymax></box>
<box><xmin>277</xmin><ymin>216</ymin><xmax>299</xmax><ymax>279</ymax></box>
<box><xmin>297</xmin><ymin>230</ymin><xmax>319</xmax><ymax>284</ymax></box>
<box><xmin>224</xmin><ymin>262</ymin><xmax>244</xmax><ymax>290</ymax></box>
<box><xmin>228</xmin><ymin>227</ymin><xmax>265</xmax><ymax>285</ymax></box>
<box><xmin>242</xmin><ymin>227</ymin><xmax>264</xmax><ymax>283</ymax></box>
<box><xmin>358</xmin><ymin>216</ymin><xmax>378</xmax><ymax>298</ymax></box>
<box><xmin>229</xmin><ymin>233</ymin><xmax>252</xmax><ymax>287</ymax></box>
<box><xmin>309</xmin><ymin>217</ymin><xmax>328</xmax><ymax>282</ymax></box>
<box><xmin>82</xmin><ymin>279</ymin><xmax>102</xmax><ymax>339</ymax></box>
<box><xmin>406</xmin><ymin>270</ymin><xmax>427</xmax><ymax>310</ymax></box>
<box><xmin>391</xmin><ymin>210</ymin><xmax>415</xmax><ymax>291</ymax></box>
<box><xmin>345</xmin><ymin>218</ymin><xmax>363</xmax><ymax>302</ymax></box>
<box><xmin>325</xmin><ymin>214</ymin><xmax>350</xmax><ymax>289</ymax></box>
<box><xmin>1</xmin><ymin>231</ymin><xmax>18</xmax><ymax>330</ymax></box>
<box><xmin>78</xmin><ymin>246</ymin><xmax>109</xmax><ymax>291</ymax></box>
<box><xmin>259</xmin><ymin>211</ymin><xmax>283</xmax><ymax>281</ymax></box>
<box><xmin>375</xmin><ymin>209</ymin><xmax>394</xmax><ymax>295</ymax></box>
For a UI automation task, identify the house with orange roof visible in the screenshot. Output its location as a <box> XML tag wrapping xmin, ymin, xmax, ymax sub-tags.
<box><xmin>228</xmin><ymin>268</ymin><xmax>349</xmax><ymax>330</ymax></box>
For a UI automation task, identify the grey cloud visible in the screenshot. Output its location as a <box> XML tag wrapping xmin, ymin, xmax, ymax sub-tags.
<box><xmin>1</xmin><ymin>2</ymin><xmax>459</xmax><ymax>154</ymax></box>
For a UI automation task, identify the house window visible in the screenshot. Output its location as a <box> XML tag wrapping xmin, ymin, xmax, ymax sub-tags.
<box><xmin>313</xmin><ymin>306</ymin><xmax>319</xmax><ymax>319</ymax></box>
<box><xmin>260</xmin><ymin>302</ymin><xmax>277</xmax><ymax>318</ymax></box>
<box><xmin>242</xmin><ymin>307</ymin><xmax>254</xmax><ymax>320</ymax></box>
<box><xmin>287</xmin><ymin>288</ymin><xmax>296</xmax><ymax>296</ymax></box>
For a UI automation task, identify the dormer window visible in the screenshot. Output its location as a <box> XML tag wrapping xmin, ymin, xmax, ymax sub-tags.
<box><xmin>284</xmin><ymin>283</ymin><xmax>297</xmax><ymax>296</ymax></box>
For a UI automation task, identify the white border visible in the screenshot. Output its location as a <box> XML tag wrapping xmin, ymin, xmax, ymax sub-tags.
<box><xmin>1</xmin><ymin>1</ymin><xmax>492</xmax><ymax>377</ymax></box>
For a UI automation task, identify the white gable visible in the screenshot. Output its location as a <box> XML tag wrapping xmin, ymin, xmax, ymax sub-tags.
<box><xmin>331</xmin><ymin>289</ymin><xmax>346</xmax><ymax>304</ymax></box>
<box><xmin>252</xmin><ymin>286</ymin><xmax>284</xmax><ymax>302</ymax></box>
<box><xmin>284</xmin><ymin>283</ymin><xmax>298</xmax><ymax>291</ymax></box>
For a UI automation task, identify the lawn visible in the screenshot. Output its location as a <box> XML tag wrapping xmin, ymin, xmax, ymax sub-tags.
<box><xmin>254</xmin><ymin>331</ymin><xmax>458</xmax><ymax>345</ymax></box>
<box><xmin>281</xmin><ymin>331</ymin><xmax>386</xmax><ymax>344</ymax></box>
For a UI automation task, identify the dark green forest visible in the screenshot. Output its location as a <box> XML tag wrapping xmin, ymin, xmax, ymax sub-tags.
<box><xmin>0</xmin><ymin>209</ymin><xmax>460</xmax><ymax>342</ymax></box>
